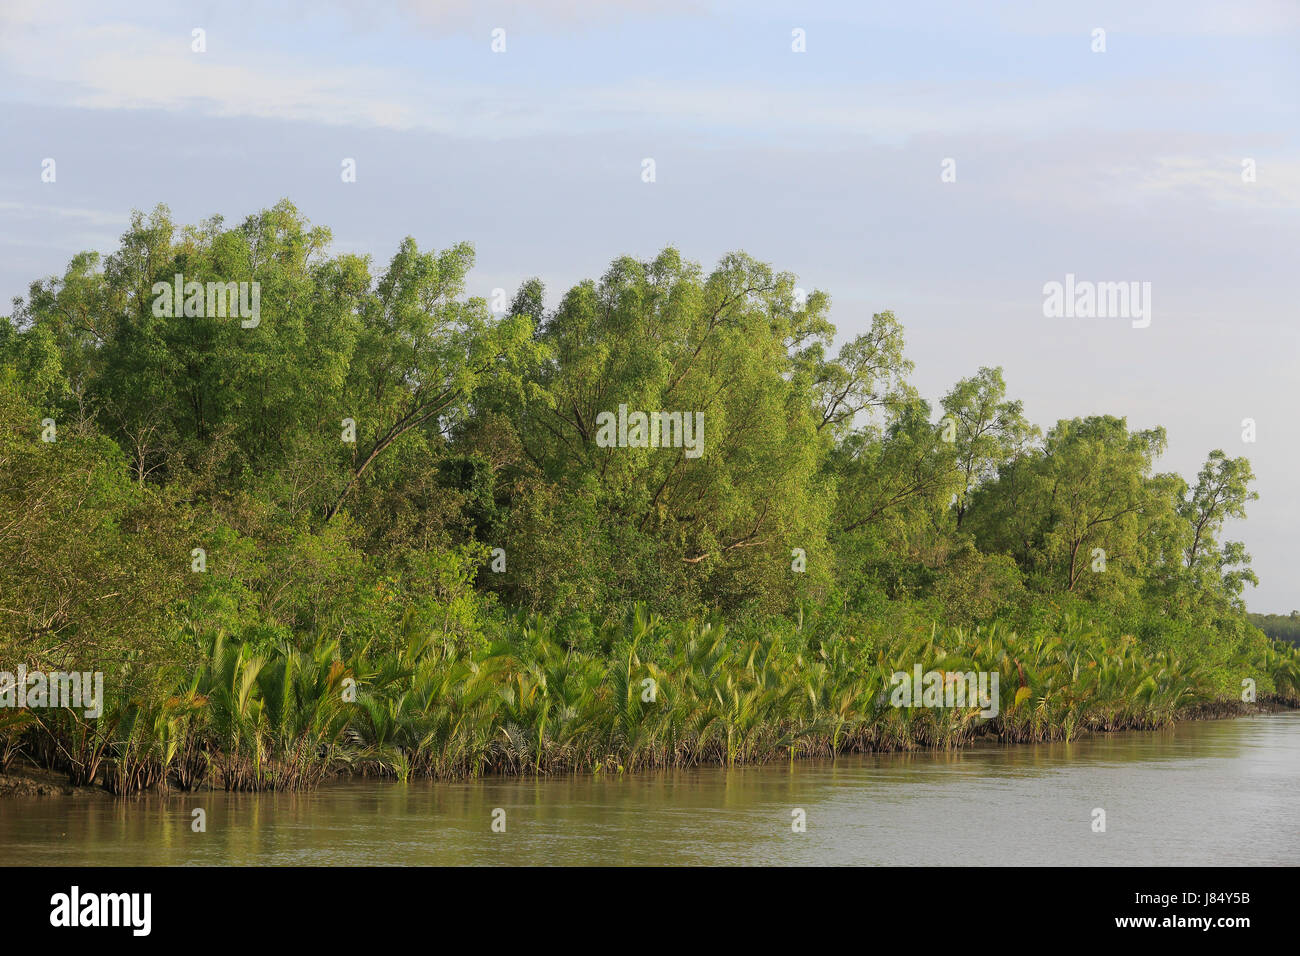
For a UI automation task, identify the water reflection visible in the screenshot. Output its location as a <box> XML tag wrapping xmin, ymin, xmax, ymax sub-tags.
<box><xmin>3</xmin><ymin>713</ymin><xmax>1297</xmax><ymax>866</ymax></box>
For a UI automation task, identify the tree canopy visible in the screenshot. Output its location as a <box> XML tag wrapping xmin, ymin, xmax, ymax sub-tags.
<box><xmin>0</xmin><ymin>201</ymin><xmax>1275</xmax><ymax>695</ymax></box>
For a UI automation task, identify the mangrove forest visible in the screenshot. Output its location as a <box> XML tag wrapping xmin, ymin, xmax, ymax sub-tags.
<box><xmin>2</xmin><ymin>201</ymin><xmax>1297</xmax><ymax>794</ymax></box>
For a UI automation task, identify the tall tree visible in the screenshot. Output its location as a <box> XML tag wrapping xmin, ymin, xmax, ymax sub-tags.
<box><xmin>969</xmin><ymin>416</ymin><xmax>1170</xmax><ymax>594</ymax></box>
<box><xmin>327</xmin><ymin>237</ymin><xmax>542</xmax><ymax>521</ymax></box>
<box><xmin>939</xmin><ymin>366</ymin><xmax>1036</xmax><ymax>528</ymax></box>
<box><xmin>1179</xmin><ymin>450</ymin><xmax>1258</xmax><ymax>604</ymax></box>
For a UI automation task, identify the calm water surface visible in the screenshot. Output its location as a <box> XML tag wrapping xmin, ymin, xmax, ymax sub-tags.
<box><xmin>3</xmin><ymin>713</ymin><xmax>1298</xmax><ymax>865</ymax></box>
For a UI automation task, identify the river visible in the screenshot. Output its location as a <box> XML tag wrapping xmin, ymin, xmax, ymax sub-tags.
<box><xmin>3</xmin><ymin>712</ymin><xmax>1297</xmax><ymax>865</ymax></box>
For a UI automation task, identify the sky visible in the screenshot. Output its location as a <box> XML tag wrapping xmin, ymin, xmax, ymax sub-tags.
<box><xmin>1</xmin><ymin>0</ymin><xmax>1297</xmax><ymax>610</ymax></box>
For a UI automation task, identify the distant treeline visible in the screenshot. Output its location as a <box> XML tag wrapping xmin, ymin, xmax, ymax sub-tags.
<box><xmin>1249</xmin><ymin>612</ymin><xmax>1300</xmax><ymax>647</ymax></box>
<box><xmin>1</xmin><ymin>201</ymin><xmax>1296</xmax><ymax>791</ymax></box>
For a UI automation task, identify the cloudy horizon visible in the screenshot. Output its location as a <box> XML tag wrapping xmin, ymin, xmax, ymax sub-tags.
<box><xmin>3</xmin><ymin>0</ymin><xmax>1297</xmax><ymax>610</ymax></box>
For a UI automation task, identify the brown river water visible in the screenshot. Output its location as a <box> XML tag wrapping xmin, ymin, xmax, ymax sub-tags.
<box><xmin>3</xmin><ymin>712</ymin><xmax>1297</xmax><ymax>865</ymax></box>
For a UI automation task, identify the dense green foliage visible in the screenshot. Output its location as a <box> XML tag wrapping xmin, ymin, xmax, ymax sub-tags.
<box><xmin>18</xmin><ymin>612</ymin><xmax>1300</xmax><ymax>793</ymax></box>
<box><xmin>2</xmin><ymin>201</ymin><xmax>1295</xmax><ymax>791</ymax></box>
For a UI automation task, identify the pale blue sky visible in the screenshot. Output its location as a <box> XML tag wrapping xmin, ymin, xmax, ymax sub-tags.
<box><xmin>2</xmin><ymin>0</ymin><xmax>1297</xmax><ymax>609</ymax></box>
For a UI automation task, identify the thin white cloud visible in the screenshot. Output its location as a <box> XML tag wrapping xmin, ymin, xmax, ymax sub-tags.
<box><xmin>812</xmin><ymin>0</ymin><xmax>1300</xmax><ymax>37</ymax></box>
<box><xmin>3</xmin><ymin>1</ymin><xmax>1293</xmax><ymax>142</ymax></box>
<box><xmin>0</xmin><ymin>200</ymin><xmax>130</xmax><ymax>228</ymax></box>
<box><xmin>1136</xmin><ymin>155</ymin><xmax>1300</xmax><ymax>207</ymax></box>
